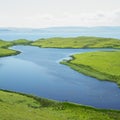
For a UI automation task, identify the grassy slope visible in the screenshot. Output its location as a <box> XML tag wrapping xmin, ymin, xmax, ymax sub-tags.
<box><xmin>0</xmin><ymin>48</ymin><xmax>20</xmax><ymax>57</ymax></box>
<box><xmin>61</xmin><ymin>51</ymin><xmax>120</xmax><ymax>86</ymax></box>
<box><xmin>1</xmin><ymin>36</ymin><xmax>120</xmax><ymax>57</ymax></box>
<box><xmin>11</xmin><ymin>39</ymin><xmax>32</xmax><ymax>45</ymax></box>
<box><xmin>0</xmin><ymin>40</ymin><xmax>13</xmax><ymax>48</ymax></box>
<box><xmin>0</xmin><ymin>39</ymin><xmax>31</xmax><ymax>57</ymax></box>
<box><xmin>31</xmin><ymin>36</ymin><xmax>120</xmax><ymax>48</ymax></box>
<box><xmin>0</xmin><ymin>90</ymin><xmax>120</xmax><ymax>120</ymax></box>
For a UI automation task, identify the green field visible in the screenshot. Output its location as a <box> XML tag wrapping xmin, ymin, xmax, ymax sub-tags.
<box><xmin>0</xmin><ymin>90</ymin><xmax>120</xmax><ymax>120</ymax></box>
<box><xmin>0</xmin><ymin>48</ymin><xmax>20</xmax><ymax>57</ymax></box>
<box><xmin>31</xmin><ymin>36</ymin><xmax>120</xmax><ymax>48</ymax></box>
<box><xmin>11</xmin><ymin>39</ymin><xmax>32</xmax><ymax>45</ymax></box>
<box><xmin>0</xmin><ymin>40</ymin><xmax>13</xmax><ymax>48</ymax></box>
<box><xmin>61</xmin><ymin>51</ymin><xmax>120</xmax><ymax>86</ymax></box>
<box><xmin>1</xmin><ymin>36</ymin><xmax>120</xmax><ymax>57</ymax></box>
<box><xmin>0</xmin><ymin>39</ymin><xmax>31</xmax><ymax>57</ymax></box>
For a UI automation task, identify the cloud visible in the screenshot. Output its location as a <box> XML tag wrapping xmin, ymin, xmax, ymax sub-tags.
<box><xmin>0</xmin><ymin>10</ymin><xmax>120</xmax><ymax>28</ymax></box>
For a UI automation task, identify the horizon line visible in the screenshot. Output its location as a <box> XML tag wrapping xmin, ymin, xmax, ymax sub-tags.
<box><xmin>0</xmin><ymin>26</ymin><xmax>120</xmax><ymax>29</ymax></box>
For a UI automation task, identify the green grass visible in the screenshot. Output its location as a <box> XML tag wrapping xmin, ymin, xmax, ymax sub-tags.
<box><xmin>1</xmin><ymin>36</ymin><xmax>120</xmax><ymax>57</ymax></box>
<box><xmin>31</xmin><ymin>36</ymin><xmax>120</xmax><ymax>48</ymax></box>
<box><xmin>0</xmin><ymin>90</ymin><xmax>120</xmax><ymax>120</ymax></box>
<box><xmin>0</xmin><ymin>39</ymin><xmax>31</xmax><ymax>57</ymax></box>
<box><xmin>0</xmin><ymin>40</ymin><xmax>13</xmax><ymax>48</ymax></box>
<box><xmin>61</xmin><ymin>51</ymin><xmax>120</xmax><ymax>86</ymax></box>
<box><xmin>0</xmin><ymin>48</ymin><xmax>20</xmax><ymax>57</ymax></box>
<box><xmin>12</xmin><ymin>39</ymin><xmax>32</xmax><ymax>45</ymax></box>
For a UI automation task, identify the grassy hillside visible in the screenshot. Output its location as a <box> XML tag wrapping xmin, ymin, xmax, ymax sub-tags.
<box><xmin>1</xmin><ymin>37</ymin><xmax>120</xmax><ymax>57</ymax></box>
<box><xmin>61</xmin><ymin>51</ymin><xmax>120</xmax><ymax>86</ymax></box>
<box><xmin>0</xmin><ymin>39</ymin><xmax>31</xmax><ymax>57</ymax></box>
<box><xmin>0</xmin><ymin>48</ymin><xmax>20</xmax><ymax>57</ymax></box>
<box><xmin>0</xmin><ymin>90</ymin><xmax>120</xmax><ymax>120</ymax></box>
<box><xmin>0</xmin><ymin>40</ymin><xmax>13</xmax><ymax>48</ymax></box>
<box><xmin>31</xmin><ymin>37</ymin><xmax>120</xmax><ymax>48</ymax></box>
<box><xmin>11</xmin><ymin>39</ymin><xmax>32</xmax><ymax>45</ymax></box>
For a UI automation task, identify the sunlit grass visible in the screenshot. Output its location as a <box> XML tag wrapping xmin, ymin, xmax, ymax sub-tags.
<box><xmin>0</xmin><ymin>40</ymin><xmax>13</xmax><ymax>48</ymax></box>
<box><xmin>61</xmin><ymin>51</ymin><xmax>120</xmax><ymax>85</ymax></box>
<box><xmin>31</xmin><ymin>36</ymin><xmax>120</xmax><ymax>48</ymax></box>
<box><xmin>0</xmin><ymin>48</ymin><xmax>20</xmax><ymax>57</ymax></box>
<box><xmin>0</xmin><ymin>39</ymin><xmax>31</xmax><ymax>57</ymax></box>
<box><xmin>0</xmin><ymin>90</ymin><xmax>120</xmax><ymax>120</ymax></box>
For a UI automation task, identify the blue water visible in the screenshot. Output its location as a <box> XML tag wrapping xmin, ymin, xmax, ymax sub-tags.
<box><xmin>0</xmin><ymin>27</ymin><xmax>120</xmax><ymax>109</ymax></box>
<box><xmin>0</xmin><ymin>26</ymin><xmax>120</xmax><ymax>40</ymax></box>
<box><xmin>0</xmin><ymin>46</ymin><xmax>120</xmax><ymax>110</ymax></box>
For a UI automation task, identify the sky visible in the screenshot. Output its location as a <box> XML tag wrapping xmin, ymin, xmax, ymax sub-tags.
<box><xmin>0</xmin><ymin>0</ymin><xmax>120</xmax><ymax>28</ymax></box>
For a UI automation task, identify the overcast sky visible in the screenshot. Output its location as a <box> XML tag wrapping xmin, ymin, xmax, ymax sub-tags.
<box><xmin>0</xmin><ymin>0</ymin><xmax>120</xmax><ymax>28</ymax></box>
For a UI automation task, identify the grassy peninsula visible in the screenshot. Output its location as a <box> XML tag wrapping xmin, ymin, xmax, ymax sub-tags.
<box><xmin>0</xmin><ymin>40</ymin><xmax>13</xmax><ymax>48</ymax></box>
<box><xmin>31</xmin><ymin>36</ymin><xmax>120</xmax><ymax>85</ymax></box>
<box><xmin>0</xmin><ymin>39</ymin><xmax>31</xmax><ymax>57</ymax></box>
<box><xmin>31</xmin><ymin>36</ymin><xmax>120</xmax><ymax>48</ymax></box>
<box><xmin>0</xmin><ymin>90</ymin><xmax>120</xmax><ymax>120</ymax></box>
<box><xmin>0</xmin><ymin>48</ymin><xmax>20</xmax><ymax>57</ymax></box>
<box><xmin>61</xmin><ymin>51</ymin><xmax>120</xmax><ymax>86</ymax></box>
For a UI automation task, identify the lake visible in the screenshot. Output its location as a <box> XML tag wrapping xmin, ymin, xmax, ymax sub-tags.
<box><xmin>0</xmin><ymin>45</ymin><xmax>120</xmax><ymax>110</ymax></box>
<box><xmin>0</xmin><ymin>27</ymin><xmax>120</xmax><ymax>40</ymax></box>
<box><xmin>0</xmin><ymin>27</ymin><xmax>120</xmax><ymax>110</ymax></box>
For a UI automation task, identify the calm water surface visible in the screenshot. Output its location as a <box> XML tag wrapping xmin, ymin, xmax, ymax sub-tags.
<box><xmin>0</xmin><ymin>46</ymin><xmax>120</xmax><ymax>110</ymax></box>
<box><xmin>0</xmin><ymin>27</ymin><xmax>120</xmax><ymax>40</ymax></box>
